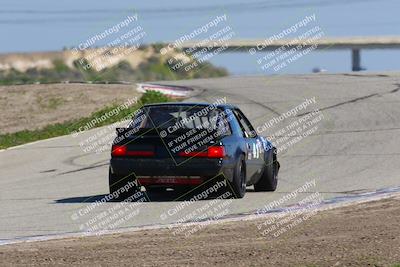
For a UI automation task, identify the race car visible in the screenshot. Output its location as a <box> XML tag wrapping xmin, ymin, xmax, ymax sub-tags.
<box><xmin>109</xmin><ymin>102</ymin><xmax>279</xmax><ymax>200</ymax></box>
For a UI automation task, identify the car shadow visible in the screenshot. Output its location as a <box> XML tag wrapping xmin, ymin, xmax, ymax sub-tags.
<box><xmin>55</xmin><ymin>194</ymin><xmax>110</xmax><ymax>203</ymax></box>
<box><xmin>55</xmin><ymin>187</ymin><xmax>245</xmax><ymax>203</ymax></box>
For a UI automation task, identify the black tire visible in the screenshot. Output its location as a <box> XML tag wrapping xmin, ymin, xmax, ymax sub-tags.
<box><xmin>254</xmin><ymin>148</ymin><xmax>278</xmax><ymax>192</ymax></box>
<box><xmin>228</xmin><ymin>155</ymin><xmax>247</xmax><ymax>199</ymax></box>
<box><xmin>109</xmin><ymin>168</ymin><xmax>139</xmax><ymax>201</ymax></box>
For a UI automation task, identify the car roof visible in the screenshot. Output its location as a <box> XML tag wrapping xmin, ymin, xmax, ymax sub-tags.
<box><xmin>142</xmin><ymin>102</ymin><xmax>239</xmax><ymax>110</ymax></box>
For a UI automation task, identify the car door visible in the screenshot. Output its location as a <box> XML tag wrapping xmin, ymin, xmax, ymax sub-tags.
<box><xmin>232</xmin><ymin>109</ymin><xmax>264</xmax><ymax>180</ymax></box>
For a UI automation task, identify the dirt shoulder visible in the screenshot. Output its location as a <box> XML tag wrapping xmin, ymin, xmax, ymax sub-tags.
<box><xmin>1</xmin><ymin>196</ymin><xmax>399</xmax><ymax>267</ymax></box>
<box><xmin>0</xmin><ymin>83</ymin><xmax>140</xmax><ymax>134</ymax></box>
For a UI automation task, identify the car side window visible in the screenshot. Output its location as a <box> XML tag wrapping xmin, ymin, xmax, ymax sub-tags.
<box><xmin>216</xmin><ymin>111</ymin><xmax>232</xmax><ymax>136</ymax></box>
<box><xmin>233</xmin><ymin>109</ymin><xmax>256</xmax><ymax>138</ymax></box>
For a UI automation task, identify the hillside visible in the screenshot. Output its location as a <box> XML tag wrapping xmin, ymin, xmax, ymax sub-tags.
<box><xmin>0</xmin><ymin>45</ymin><xmax>228</xmax><ymax>85</ymax></box>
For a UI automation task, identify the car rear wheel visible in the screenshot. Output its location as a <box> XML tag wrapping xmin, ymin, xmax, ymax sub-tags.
<box><xmin>229</xmin><ymin>155</ymin><xmax>246</xmax><ymax>199</ymax></box>
<box><xmin>109</xmin><ymin>168</ymin><xmax>139</xmax><ymax>201</ymax></box>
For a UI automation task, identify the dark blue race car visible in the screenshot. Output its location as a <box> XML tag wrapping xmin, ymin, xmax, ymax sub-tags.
<box><xmin>109</xmin><ymin>102</ymin><xmax>279</xmax><ymax>199</ymax></box>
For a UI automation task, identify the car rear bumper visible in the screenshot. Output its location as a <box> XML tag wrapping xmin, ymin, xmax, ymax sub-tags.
<box><xmin>136</xmin><ymin>176</ymin><xmax>204</xmax><ymax>186</ymax></box>
<box><xmin>110</xmin><ymin>157</ymin><xmax>232</xmax><ymax>186</ymax></box>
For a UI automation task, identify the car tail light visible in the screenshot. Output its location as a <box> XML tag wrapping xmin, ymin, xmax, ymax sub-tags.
<box><xmin>178</xmin><ymin>146</ymin><xmax>225</xmax><ymax>158</ymax></box>
<box><xmin>112</xmin><ymin>145</ymin><xmax>155</xmax><ymax>157</ymax></box>
<box><xmin>112</xmin><ymin>145</ymin><xmax>127</xmax><ymax>157</ymax></box>
<box><xmin>207</xmin><ymin>146</ymin><xmax>225</xmax><ymax>158</ymax></box>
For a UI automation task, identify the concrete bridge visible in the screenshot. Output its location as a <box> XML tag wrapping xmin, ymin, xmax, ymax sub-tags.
<box><xmin>180</xmin><ymin>36</ymin><xmax>400</xmax><ymax>71</ymax></box>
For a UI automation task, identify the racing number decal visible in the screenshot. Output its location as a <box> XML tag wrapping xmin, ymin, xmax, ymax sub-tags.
<box><xmin>249</xmin><ymin>142</ymin><xmax>261</xmax><ymax>160</ymax></box>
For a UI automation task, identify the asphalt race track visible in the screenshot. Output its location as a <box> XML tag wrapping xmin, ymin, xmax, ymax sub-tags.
<box><xmin>1</xmin><ymin>73</ymin><xmax>400</xmax><ymax>242</ymax></box>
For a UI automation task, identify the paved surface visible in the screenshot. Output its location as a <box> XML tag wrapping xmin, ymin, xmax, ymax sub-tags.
<box><xmin>1</xmin><ymin>72</ymin><xmax>400</xmax><ymax>241</ymax></box>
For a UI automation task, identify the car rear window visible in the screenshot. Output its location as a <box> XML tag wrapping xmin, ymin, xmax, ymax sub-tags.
<box><xmin>129</xmin><ymin>105</ymin><xmax>231</xmax><ymax>135</ymax></box>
